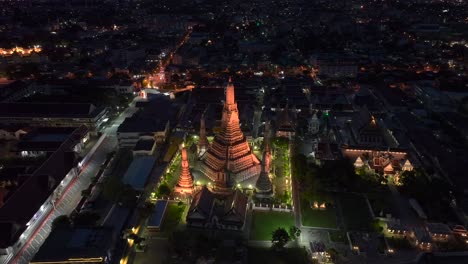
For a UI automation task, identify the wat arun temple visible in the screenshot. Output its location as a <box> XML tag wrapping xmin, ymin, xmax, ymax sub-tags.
<box><xmin>182</xmin><ymin>78</ymin><xmax>272</xmax><ymax>230</ymax></box>
<box><xmin>200</xmin><ymin>78</ymin><xmax>261</xmax><ymax>186</ymax></box>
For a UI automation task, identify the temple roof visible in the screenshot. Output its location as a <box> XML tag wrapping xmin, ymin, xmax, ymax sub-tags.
<box><xmin>223</xmin><ymin>189</ymin><xmax>248</xmax><ymax>219</ymax></box>
<box><xmin>188</xmin><ymin>186</ymin><xmax>214</xmax><ymax>218</ymax></box>
<box><xmin>187</xmin><ymin>186</ymin><xmax>248</xmax><ymax>228</ymax></box>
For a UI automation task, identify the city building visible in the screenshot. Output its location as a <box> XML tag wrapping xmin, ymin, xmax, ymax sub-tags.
<box><xmin>122</xmin><ymin>157</ymin><xmax>156</xmax><ymax>191</ymax></box>
<box><xmin>94</xmin><ymin>79</ymin><xmax>135</xmax><ymax>95</ymax></box>
<box><xmin>0</xmin><ymin>103</ymin><xmax>107</xmax><ymax>135</ymax></box>
<box><xmin>31</xmin><ymin>227</ymin><xmax>117</xmax><ymax>264</ymax></box>
<box><xmin>147</xmin><ymin>200</ymin><xmax>168</xmax><ymax>233</ymax></box>
<box><xmin>117</xmin><ymin>96</ymin><xmax>175</xmax><ymax>148</ymax></box>
<box><xmin>310</xmin><ymin>53</ymin><xmax>358</xmax><ymax>78</ymax></box>
<box><xmin>132</xmin><ymin>137</ymin><xmax>157</xmax><ymax>157</ymax></box>
<box><xmin>0</xmin><ymin>126</ymin><xmax>88</xmax><ymax>256</ymax></box>
<box><xmin>349</xmin><ymin>108</ymin><xmax>386</xmax><ymax>147</ymax></box>
<box><xmin>343</xmin><ymin>147</ymin><xmax>414</xmax><ymax>177</ymax></box>
<box><xmin>275</xmin><ymin>104</ymin><xmax>296</xmax><ymax>138</ymax></box>
<box><xmin>413</xmin><ymin>227</ymin><xmax>433</xmax><ymax>251</ymax></box>
<box><xmin>426</xmin><ymin>223</ymin><xmax>452</xmax><ymax>242</ymax></box>
<box><xmin>386</xmin><ymin>221</ymin><xmax>411</xmax><ymax>237</ymax></box>
<box><xmin>17</xmin><ymin>127</ymin><xmax>90</xmax><ymax>157</ymax></box>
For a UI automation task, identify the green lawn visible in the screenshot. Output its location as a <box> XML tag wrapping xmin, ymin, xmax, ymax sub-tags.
<box><xmin>248</xmin><ymin>247</ymin><xmax>309</xmax><ymax>264</ymax></box>
<box><xmin>250</xmin><ymin>211</ymin><xmax>295</xmax><ymax>241</ymax></box>
<box><xmin>301</xmin><ymin>199</ymin><xmax>338</xmax><ymax>228</ymax></box>
<box><xmin>161</xmin><ymin>202</ymin><xmax>186</xmax><ymax>233</ymax></box>
<box><xmin>338</xmin><ymin>193</ymin><xmax>373</xmax><ymax>231</ymax></box>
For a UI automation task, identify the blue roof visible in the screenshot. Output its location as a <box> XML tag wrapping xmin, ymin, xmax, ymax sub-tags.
<box><xmin>122</xmin><ymin>157</ymin><xmax>156</xmax><ymax>190</ymax></box>
<box><xmin>148</xmin><ymin>200</ymin><xmax>168</xmax><ymax>228</ymax></box>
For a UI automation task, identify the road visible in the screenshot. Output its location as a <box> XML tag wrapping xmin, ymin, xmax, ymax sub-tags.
<box><xmin>11</xmin><ymin>137</ymin><xmax>117</xmax><ymax>264</ymax></box>
<box><xmin>6</xmin><ymin>98</ymin><xmax>140</xmax><ymax>264</ymax></box>
<box><xmin>147</xmin><ymin>29</ymin><xmax>191</xmax><ymax>87</ymax></box>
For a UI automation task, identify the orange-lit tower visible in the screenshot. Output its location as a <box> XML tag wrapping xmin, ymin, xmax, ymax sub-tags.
<box><xmin>175</xmin><ymin>144</ymin><xmax>194</xmax><ymax>194</ymax></box>
<box><xmin>200</xmin><ymin>78</ymin><xmax>261</xmax><ymax>186</ymax></box>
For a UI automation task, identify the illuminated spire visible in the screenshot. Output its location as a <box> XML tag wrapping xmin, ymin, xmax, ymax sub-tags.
<box><xmin>200</xmin><ymin>77</ymin><xmax>261</xmax><ymax>185</ymax></box>
<box><xmin>175</xmin><ymin>144</ymin><xmax>194</xmax><ymax>194</ymax></box>
<box><xmin>226</xmin><ymin>77</ymin><xmax>235</xmax><ymax>105</ymax></box>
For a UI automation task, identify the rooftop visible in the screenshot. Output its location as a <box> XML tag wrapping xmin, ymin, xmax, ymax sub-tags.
<box><xmin>148</xmin><ymin>200</ymin><xmax>168</xmax><ymax>228</ymax></box>
<box><xmin>0</xmin><ymin>126</ymin><xmax>87</xmax><ymax>248</ymax></box>
<box><xmin>17</xmin><ymin>127</ymin><xmax>87</xmax><ymax>152</ymax></box>
<box><xmin>118</xmin><ymin>96</ymin><xmax>177</xmax><ymax>133</ymax></box>
<box><xmin>0</xmin><ymin>103</ymin><xmax>105</xmax><ymax>119</ymax></box>
<box><xmin>122</xmin><ymin>157</ymin><xmax>156</xmax><ymax>190</ymax></box>
<box><xmin>31</xmin><ymin>227</ymin><xmax>116</xmax><ymax>263</ymax></box>
<box><xmin>133</xmin><ymin>138</ymin><xmax>156</xmax><ymax>151</ymax></box>
<box><xmin>426</xmin><ymin>223</ymin><xmax>452</xmax><ymax>235</ymax></box>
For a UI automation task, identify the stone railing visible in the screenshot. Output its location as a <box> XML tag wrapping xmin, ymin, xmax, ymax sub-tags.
<box><xmin>252</xmin><ymin>203</ymin><xmax>293</xmax><ymax>213</ymax></box>
<box><xmin>252</xmin><ymin>203</ymin><xmax>270</xmax><ymax>211</ymax></box>
<box><xmin>272</xmin><ymin>204</ymin><xmax>293</xmax><ymax>213</ymax></box>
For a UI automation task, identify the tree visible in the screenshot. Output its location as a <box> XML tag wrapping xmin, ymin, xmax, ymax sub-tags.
<box><xmin>52</xmin><ymin>215</ymin><xmax>72</xmax><ymax>230</ymax></box>
<box><xmin>102</xmin><ymin>177</ymin><xmax>124</xmax><ymax>202</ymax></box>
<box><xmin>81</xmin><ymin>189</ymin><xmax>91</xmax><ymax>199</ymax></box>
<box><xmin>289</xmin><ymin>226</ymin><xmax>301</xmax><ymax>239</ymax></box>
<box><xmin>272</xmin><ymin>137</ymin><xmax>289</xmax><ymax>149</ymax></box>
<box><xmin>73</xmin><ymin>211</ymin><xmax>100</xmax><ymax>226</ymax></box>
<box><xmin>271</xmin><ymin>228</ymin><xmax>290</xmax><ymax>250</ymax></box>
<box><xmin>138</xmin><ymin>201</ymin><xmax>155</xmax><ymax>219</ymax></box>
<box><xmin>119</xmin><ymin>185</ymin><xmax>138</xmax><ymax>207</ymax></box>
<box><xmin>157</xmin><ymin>182</ymin><xmax>171</xmax><ymax>198</ymax></box>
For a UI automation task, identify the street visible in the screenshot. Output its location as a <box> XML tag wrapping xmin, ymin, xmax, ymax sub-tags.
<box><xmin>11</xmin><ymin>137</ymin><xmax>116</xmax><ymax>264</ymax></box>
<box><xmin>6</xmin><ymin>98</ymin><xmax>139</xmax><ymax>264</ymax></box>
